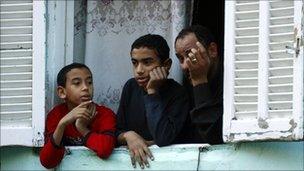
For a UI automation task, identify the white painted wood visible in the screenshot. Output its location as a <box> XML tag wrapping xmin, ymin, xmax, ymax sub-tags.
<box><xmin>0</xmin><ymin>127</ymin><xmax>33</xmax><ymax>146</ymax></box>
<box><xmin>223</xmin><ymin>0</ymin><xmax>303</xmax><ymax>142</ymax></box>
<box><xmin>31</xmin><ymin>0</ymin><xmax>45</xmax><ymax>147</ymax></box>
<box><xmin>291</xmin><ymin>0</ymin><xmax>303</xmax><ymax>140</ymax></box>
<box><xmin>258</xmin><ymin>1</ymin><xmax>270</xmax><ymax>120</ymax></box>
<box><xmin>223</xmin><ymin>0</ymin><xmax>236</xmax><ymax>142</ymax></box>
<box><xmin>0</xmin><ymin>0</ymin><xmax>46</xmax><ymax>147</ymax></box>
<box><xmin>65</xmin><ymin>0</ymin><xmax>75</xmax><ymax>64</ymax></box>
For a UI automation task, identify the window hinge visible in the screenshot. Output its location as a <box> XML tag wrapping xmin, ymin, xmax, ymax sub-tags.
<box><xmin>286</xmin><ymin>37</ymin><xmax>301</xmax><ymax>57</ymax></box>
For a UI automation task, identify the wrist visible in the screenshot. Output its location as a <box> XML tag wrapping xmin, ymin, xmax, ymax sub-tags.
<box><xmin>191</xmin><ymin>76</ymin><xmax>208</xmax><ymax>86</ymax></box>
<box><xmin>147</xmin><ymin>88</ymin><xmax>156</xmax><ymax>95</ymax></box>
<box><xmin>78</xmin><ymin>127</ymin><xmax>90</xmax><ymax>137</ymax></box>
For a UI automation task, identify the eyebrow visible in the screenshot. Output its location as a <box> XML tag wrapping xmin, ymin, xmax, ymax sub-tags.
<box><xmin>71</xmin><ymin>76</ymin><xmax>92</xmax><ymax>81</ymax></box>
<box><xmin>131</xmin><ymin>57</ymin><xmax>155</xmax><ymax>62</ymax></box>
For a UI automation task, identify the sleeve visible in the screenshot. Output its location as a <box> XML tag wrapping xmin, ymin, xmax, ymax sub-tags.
<box><xmin>115</xmin><ymin>82</ymin><xmax>128</xmax><ymax>138</ymax></box>
<box><xmin>144</xmin><ymin>88</ymin><xmax>190</xmax><ymax>147</ymax></box>
<box><xmin>39</xmin><ymin>108</ymin><xmax>65</xmax><ymax>169</ymax></box>
<box><xmin>84</xmin><ymin>108</ymin><xmax>116</xmax><ymax>159</ymax></box>
<box><xmin>190</xmin><ymin>83</ymin><xmax>223</xmax><ymax>144</ymax></box>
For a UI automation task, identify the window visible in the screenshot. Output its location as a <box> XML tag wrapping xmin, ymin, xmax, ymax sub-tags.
<box><xmin>223</xmin><ymin>0</ymin><xmax>303</xmax><ymax>142</ymax></box>
<box><xmin>0</xmin><ymin>0</ymin><xmax>45</xmax><ymax>146</ymax></box>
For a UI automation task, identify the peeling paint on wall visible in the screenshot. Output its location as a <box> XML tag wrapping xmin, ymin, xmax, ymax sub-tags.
<box><xmin>258</xmin><ymin>118</ymin><xmax>269</xmax><ymax>129</ymax></box>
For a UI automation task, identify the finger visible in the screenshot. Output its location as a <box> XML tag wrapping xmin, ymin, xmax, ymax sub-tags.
<box><xmin>187</xmin><ymin>53</ymin><xmax>197</xmax><ymax>67</ymax></box>
<box><xmin>195</xmin><ymin>42</ymin><xmax>209</xmax><ymax>62</ymax></box>
<box><xmin>91</xmin><ymin>104</ymin><xmax>96</xmax><ymax>116</ymax></box>
<box><xmin>78</xmin><ymin>100</ymin><xmax>92</xmax><ymax>108</ymax></box>
<box><xmin>161</xmin><ymin>67</ymin><xmax>168</xmax><ymax>78</ymax></box>
<box><xmin>134</xmin><ymin>152</ymin><xmax>144</xmax><ymax>169</ymax></box>
<box><xmin>129</xmin><ymin>151</ymin><xmax>136</xmax><ymax>168</ymax></box>
<box><xmin>156</xmin><ymin>67</ymin><xmax>165</xmax><ymax>79</ymax></box>
<box><xmin>149</xmin><ymin>70</ymin><xmax>157</xmax><ymax>81</ymax></box>
<box><xmin>139</xmin><ymin>148</ymin><xmax>149</xmax><ymax>168</ymax></box>
<box><xmin>152</xmin><ymin>69</ymin><xmax>161</xmax><ymax>80</ymax></box>
<box><xmin>143</xmin><ymin>146</ymin><xmax>154</xmax><ymax>161</ymax></box>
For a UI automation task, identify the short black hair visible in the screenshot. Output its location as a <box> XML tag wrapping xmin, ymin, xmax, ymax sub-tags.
<box><xmin>175</xmin><ymin>25</ymin><xmax>216</xmax><ymax>48</ymax></box>
<box><xmin>131</xmin><ymin>34</ymin><xmax>170</xmax><ymax>62</ymax></box>
<box><xmin>57</xmin><ymin>63</ymin><xmax>92</xmax><ymax>87</ymax></box>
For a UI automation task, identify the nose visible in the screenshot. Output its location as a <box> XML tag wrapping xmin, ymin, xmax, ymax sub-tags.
<box><xmin>82</xmin><ymin>82</ymin><xmax>89</xmax><ymax>91</ymax></box>
<box><xmin>136</xmin><ymin>63</ymin><xmax>144</xmax><ymax>75</ymax></box>
<box><xmin>180</xmin><ymin>60</ymin><xmax>188</xmax><ymax>71</ymax></box>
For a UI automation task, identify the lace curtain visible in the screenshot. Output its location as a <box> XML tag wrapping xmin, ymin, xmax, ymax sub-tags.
<box><xmin>77</xmin><ymin>0</ymin><xmax>192</xmax><ymax>111</ymax></box>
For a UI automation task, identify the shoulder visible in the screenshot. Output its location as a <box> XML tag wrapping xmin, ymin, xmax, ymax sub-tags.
<box><xmin>46</xmin><ymin>103</ymin><xmax>67</xmax><ymax>120</ymax></box>
<box><xmin>95</xmin><ymin>104</ymin><xmax>116</xmax><ymax>119</ymax></box>
<box><xmin>122</xmin><ymin>78</ymin><xmax>137</xmax><ymax>89</ymax></box>
<box><xmin>166</xmin><ymin>79</ymin><xmax>187</xmax><ymax>94</ymax></box>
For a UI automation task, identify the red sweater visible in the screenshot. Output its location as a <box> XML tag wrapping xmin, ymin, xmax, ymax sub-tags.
<box><xmin>40</xmin><ymin>103</ymin><xmax>116</xmax><ymax>169</ymax></box>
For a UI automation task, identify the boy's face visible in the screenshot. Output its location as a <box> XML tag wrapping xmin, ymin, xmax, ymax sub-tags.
<box><xmin>58</xmin><ymin>67</ymin><xmax>93</xmax><ymax>109</ymax></box>
<box><xmin>131</xmin><ymin>47</ymin><xmax>162</xmax><ymax>88</ymax></box>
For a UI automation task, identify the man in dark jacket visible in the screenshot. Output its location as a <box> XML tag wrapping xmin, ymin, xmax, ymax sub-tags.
<box><xmin>175</xmin><ymin>25</ymin><xmax>223</xmax><ymax>144</ymax></box>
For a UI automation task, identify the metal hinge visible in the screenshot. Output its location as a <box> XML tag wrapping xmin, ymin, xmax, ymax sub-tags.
<box><xmin>286</xmin><ymin>37</ymin><xmax>301</xmax><ymax>57</ymax></box>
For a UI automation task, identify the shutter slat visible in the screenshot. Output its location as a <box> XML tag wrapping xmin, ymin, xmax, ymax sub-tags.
<box><xmin>236</xmin><ymin>19</ymin><xmax>258</xmax><ymax>27</ymax></box>
<box><xmin>1</xmin><ymin>72</ymin><xmax>32</xmax><ymax>80</ymax></box>
<box><xmin>269</xmin><ymin>84</ymin><xmax>292</xmax><ymax>93</ymax></box>
<box><xmin>1</xmin><ymin>95</ymin><xmax>32</xmax><ymax>103</ymax></box>
<box><xmin>0</xmin><ymin>11</ymin><xmax>32</xmax><ymax>19</ymax></box>
<box><xmin>0</xmin><ymin>3</ymin><xmax>33</xmax><ymax>12</ymax></box>
<box><xmin>0</xmin><ymin>41</ymin><xmax>32</xmax><ymax>49</ymax></box>
<box><xmin>0</xmin><ymin>87</ymin><xmax>32</xmax><ymax>96</ymax></box>
<box><xmin>0</xmin><ymin>64</ymin><xmax>32</xmax><ymax>73</ymax></box>
<box><xmin>0</xmin><ymin>103</ymin><xmax>32</xmax><ymax>112</ymax></box>
<box><xmin>270</xmin><ymin>16</ymin><xmax>293</xmax><ymax>25</ymax></box>
<box><xmin>235</xmin><ymin>94</ymin><xmax>257</xmax><ymax>102</ymax></box>
<box><xmin>0</xmin><ymin>49</ymin><xmax>32</xmax><ymax>57</ymax></box>
<box><xmin>270</xmin><ymin>1</ymin><xmax>293</xmax><ymax>8</ymax></box>
<box><xmin>1</xmin><ymin>18</ymin><xmax>32</xmax><ymax>27</ymax></box>
<box><xmin>236</xmin><ymin>35</ymin><xmax>258</xmax><ymax>44</ymax></box>
<box><xmin>270</xmin><ymin>7</ymin><xmax>294</xmax><ymax>17</ymax></box>
<box><xmin>0</xmin><ymin>26</ymin><xmax>32</xmax><ymax>34</ymax></box>
<box><xmin>269</xmin><ymin>75</ymin><xmax>293</xmax><ymax>84</ymax></box>
<box><xmin>1</xmin><ymin>34</ymin><xmax>33</xmax><ymax>42</ymax></box>
<box><xmin>235</xmin><ymin>77</ymin><xmax>257</xmax><ymax>85</ymax></box>
<box><xmin>1</xmin><ymin>57</ymin><xmax>32</xmax><ymax>65</ymax></box>
<box><xmin>1</xmin><ymin>80</ymin><xmax>32</xmax><ymax>88</ymax></box>
<box><xmin>235</xmin><ymin>60</ymin><xmax>258</xmax><ymax>69</ymax></box>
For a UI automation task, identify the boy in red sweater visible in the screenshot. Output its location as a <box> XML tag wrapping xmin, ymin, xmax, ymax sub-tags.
<box><xmin>40</xmin><ymin>63</ymin><xmax>116</xmax><ymax>169</ymax></box>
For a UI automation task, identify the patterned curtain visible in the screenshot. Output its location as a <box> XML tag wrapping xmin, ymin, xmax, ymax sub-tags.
<box><xmin>79</xmin><ymin>0</ymin><xmax>192</xmax><ymax>111</ymax></box>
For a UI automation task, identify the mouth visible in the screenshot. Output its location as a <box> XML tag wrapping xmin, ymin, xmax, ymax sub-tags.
<box><xmin>136</xmin><ymin>77</ymin><xmax>149</xmax><ymax>86</ymax></box>
<box><xmin>80</xmin><ymin>95</ymin><xmax>92</xmax><ymax>101</ymax></box>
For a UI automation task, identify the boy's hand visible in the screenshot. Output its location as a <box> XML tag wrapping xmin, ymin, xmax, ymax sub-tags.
<box><xmin>75</xmin><ymin>103</ymin><xmax>96</xmax><ymax>136</ymax></box>
<box><xmin>146</xmin><ymin>66</ymin><xmax>168</xmax><ymax>94</ymax></box>
<box><xmin>59</xmin><ymin>101</ymin><xmax>92</xmax><ymax>127</ymax></box>
<box><xmin>124</xmin><ymin>131</ymin><xmax>154</xmax><ymax>169</ymax></box>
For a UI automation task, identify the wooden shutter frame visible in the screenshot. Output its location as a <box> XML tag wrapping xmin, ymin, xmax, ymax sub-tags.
<box><xmin>0</xmin><ymin>0</ymin><xmax>45</xmax><ymax>147</ymax></box>
<box><xmin>223</xmin><ymin>0</ymin><xmax>303</xmax><ymax>142</ymax></box>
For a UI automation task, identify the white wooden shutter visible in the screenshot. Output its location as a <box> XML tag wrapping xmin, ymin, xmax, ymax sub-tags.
<box><xmin>0</xmin><ymin>0</ymin><xmax>45</xmax><ymax>146</ymax></box>
<box><xmin>224</xmin><ymin>0</ymin><xmax>303</xmax><ymax>142</ymax></box>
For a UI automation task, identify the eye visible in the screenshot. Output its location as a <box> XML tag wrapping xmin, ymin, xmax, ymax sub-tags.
<box><xmin>73</xmin><ymin>81</ymin><xmax>80</xmax><ymax>86</ymax></box>
<box><xmin>178</xmin><ymin>56</ymin><xmax>184</xmax><ymax>63</ymax></box>
<box><xmin>131</xmin><ymin>60</ymin><xmax>138</xmax><ymax>66</ymax></box>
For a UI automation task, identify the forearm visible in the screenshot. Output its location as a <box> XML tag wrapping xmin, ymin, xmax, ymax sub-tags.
<box><xmin>52</xmin><ymin>121</ymin><xmax>66</xmax><ymax>146</ymax></box>
<box><xmin>144</xmin><ymin>94</ymin><xmax>188</xmax><ymax>146</ymax></box>
<box><xmin>117</xmin><ymin>131</ymin><xmax>133</xmax><ymax>145</ymax></box>
<box><xmin>85</xmin><ymin>132</ymin><xmax>116</xmax><ymax>158</ymax></box>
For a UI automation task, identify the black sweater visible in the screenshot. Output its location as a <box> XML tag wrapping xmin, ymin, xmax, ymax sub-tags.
<box><xmin>116</xmin><ymin>78</ymin><xmax>190</xmax><ymax>146</ymax></box>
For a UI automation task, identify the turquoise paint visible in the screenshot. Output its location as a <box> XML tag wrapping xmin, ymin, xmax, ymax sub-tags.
<box><xmin>1</xmin><ymin>142</ymin><xmax>303</xmax><ymax>170</ymax></box>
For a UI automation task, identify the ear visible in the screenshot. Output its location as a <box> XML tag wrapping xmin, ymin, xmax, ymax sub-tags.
<box><xmin>207</xmin><ymin>42</ymin><xmax>218</xmax><ymax>60</ymax></box>
<box><xmin>57</xmin><ymin>86</ymin><xmax>67</xmax><ymax>100</ymax></box>
<box><xmin>163</xmin><ymin>58</ymin><xmax>172</xmax><ymax>71</ymax></box>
